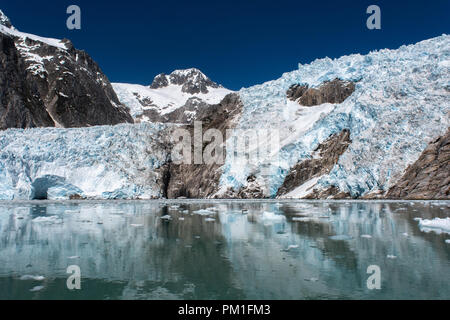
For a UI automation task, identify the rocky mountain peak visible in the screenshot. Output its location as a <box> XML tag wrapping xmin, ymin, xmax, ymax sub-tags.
<box><xmin>149</xmin><ymin>68</ymin><xmax>221</xmax><ymax>94</ymax></box>
<box><xmin>0</xmin><ymin>10</ymin><xmax>13</xmax><ymax>29</ymax></box>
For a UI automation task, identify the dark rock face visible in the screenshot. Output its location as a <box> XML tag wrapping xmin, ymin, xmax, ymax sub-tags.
<box><xmin>287</xmin><ymin>79</ymin><xmax>356</xmax><ymax>106</ymax></box>
<box><xmin>0</xmin><ymin>34</ymin><xmax>55</xmax><ymax>129</ymax></box>
<box><xmin>149</xmin><ymin>73</ymin><xmax>169</xmax><ymax>89</ymax></box>
<box><xmin>149</xmin><ymin>68</ymin><xmax>221</xmax><ymax>94</ymax></box>
<box><xmin>0</xmin><ymin>19</ymin><xmax>133</xmax><ymax>130</ymax></box>
<box><xmin>277</xmin><ymin>129</ymin><xmax>352</xmax><ymax>197</ymax></box>
<box><xmin>386</xmin><ymin>129</ymin><xmax>450</xmax><ymax>200</ymax></box>
<box><xmin>165</xmin><ymin>93</ymin><xmax>243</xmax><ymax>199</ymax></box>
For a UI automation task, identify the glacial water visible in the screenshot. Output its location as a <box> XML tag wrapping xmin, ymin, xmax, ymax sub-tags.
<box><xmin>0</xmin><ymin>200</ymin><xmax>449</xmax><ymax>300</ymax></box>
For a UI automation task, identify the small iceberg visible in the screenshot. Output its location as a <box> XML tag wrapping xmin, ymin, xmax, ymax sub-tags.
<box><xmin>282</xmin><ymin>245</ymin><xmax>299</xmax><ymax>252</ymax></box>
<box><xmin>417</xmin><ymin>217</ymin><xmax>450</xmax><ymax>235</ymax></box>
<box><xmin>20</xmin><ymin>275</ymin><xmax>45</xmax><ymax>281</ymax></box>
<box><xmin>30</xmin><ymin>286</ymin><xmax>45</xmax><ymax>292</ymax></box>
<box><xmin>193</xmin><ymin>209</ymin><xmax>216</xmax><ymax>215</ymax></box>
<box><xmin>160</xmin><ymin>215</ymin><xmax>172</xmax><ymax>221</ymax></box>
<box><xmin>32</xmin><ymin>216</ymin><xmax>63</xmax><ymax>224</ymax></box>
<box><xmin>329</xmin><ymin>235</ymin><xmax>352</xmax><ymax>241</ymax></box>
<box><xmin>260</xmin><ymin>211</ymin><xmax>286</xmax><ymax>224</ymax></box>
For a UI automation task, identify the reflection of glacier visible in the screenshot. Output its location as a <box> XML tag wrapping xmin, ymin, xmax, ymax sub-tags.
<box><xmin>0</xmin><ymin>201</ymin><xmax>449</xmax><ymax>299</ymax></box>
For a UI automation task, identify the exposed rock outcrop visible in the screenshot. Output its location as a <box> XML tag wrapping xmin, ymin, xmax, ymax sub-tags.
<box><xmin>0</xmin><ymin>33</ymin><xmax>55</xmax><ymax>129</ymax></box>
<box><xmin>0</xmin><ymin>12</ymin><xmax>133</xmax><ymax>130</ymax></box>
<box><xmin>166</xmin><ymin>93</ymin><xmax>243</xmax><ymax>198</ymax></box>
<box><xmin>287</xmin><ymin>79</ymin><xmax>356</xmax><ymax>106</ymax></box>
<box><xmin>0</xmin><ymin>10</ymin><xmax>13</xmax><ymax>28</ymax></box>
<box><xmin>277</xmin><ymin>129</ymin><xmax>352</xmax><ymax>197</ymax></box>
<box><xmin>386</xmin><ymin>129</ymin><xmax>450</xmax><ymax>200</ymax></box>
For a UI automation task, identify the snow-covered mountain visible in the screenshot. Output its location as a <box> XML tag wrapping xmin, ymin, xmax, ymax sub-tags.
<box><xmin>0</xmin><ymin>10</ymin><xmax>132</xmax><ymax>129</ymax></box>
<box><xmin>113</xmin><ymin>68</ymin><xmax>232</xmax><ymax>123</ymax></box>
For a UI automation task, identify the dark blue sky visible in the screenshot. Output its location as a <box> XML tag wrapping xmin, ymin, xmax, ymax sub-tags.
<box><xmin>2</xmin><ymin>0</ymin><xmax>449</xmax><ymax>90</ymax></box>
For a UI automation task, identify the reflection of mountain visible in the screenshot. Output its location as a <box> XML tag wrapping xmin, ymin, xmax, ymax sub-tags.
<box><xmin>0</xmin><ymin>201</ymin><xmax>449</xmax><ymax>299</ymax></box>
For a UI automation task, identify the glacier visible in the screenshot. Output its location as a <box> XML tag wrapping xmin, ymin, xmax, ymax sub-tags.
<box><xmin>219</xmin><ymin>34</ymin><xmax>450</xmax><ymax>198</ymax></box>
<box><xmin>0</xmin><ymin>35</ymin><xmax>448</xmax><ymax>200</ymax></box>
<box><xmin>0</xmin><ymin>123</ymin><xmax>171</xmax><ymax>200</ymax></box>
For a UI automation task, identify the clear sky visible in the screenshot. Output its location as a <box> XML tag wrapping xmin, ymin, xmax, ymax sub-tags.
<box><xmin>2</xmin><ymin>0</ymin><xmax>449</xmax><ymax>90</ymax></box>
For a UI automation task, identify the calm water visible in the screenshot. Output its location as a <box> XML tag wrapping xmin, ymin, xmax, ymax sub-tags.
<box><xmin>0</xmin><ymin>200</ymin><xmax>449</xmax><ymax>300</ymax></box>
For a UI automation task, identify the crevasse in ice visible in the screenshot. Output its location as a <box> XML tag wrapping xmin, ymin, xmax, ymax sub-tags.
<box><xmin>219</xmin><ymin>35</ymin><xmax>450</xmax><ymax>197</ymax></box>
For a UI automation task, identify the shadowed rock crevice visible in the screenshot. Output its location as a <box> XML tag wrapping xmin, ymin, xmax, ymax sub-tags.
<box><xmin>277</xmin><ymin>129</ymin><xmax>352</xmax><ymax>198</ymax></box>
<box><xmin>287</xmin><ymin>79</ymin><xmax>356</xmax><ymax>106</ymax></box>
<box><xmin>386</xmin><ymin>129</ymin><xmax>450</xmax><ymax>200</ymax></box>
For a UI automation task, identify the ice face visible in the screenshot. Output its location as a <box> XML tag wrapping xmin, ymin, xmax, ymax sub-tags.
<box><xmin>219</xmin><ymin>35</ymin><xmax>450</xmax><ymax>198</ymax></box>
<box><xmin>0</xmin><ymin>123</ymin><xmax>171</xmax><ymax>200</ymax></box>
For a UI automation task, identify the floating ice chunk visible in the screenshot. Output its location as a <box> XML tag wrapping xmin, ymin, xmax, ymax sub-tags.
<box><xmin>30</xmin><ymin>286</ymin><xmax>45</xmax><ymax>292</ymax></box>
<box><xmin>329</xmin><ymin>235</ymin><xmax>352</xmax><ymax>241</ymax></box>
<box><xmin>32</xmin><ymin>216</ymin><xmax>63</xmax><ymax>224</ymax></box>
<box><xmin>193</xmin><ymin>209</ymin><xmax>215</xmax><ymax>215</ymax></box>
<box><xmin>283</xmin><ymin>245</ymin><xmax>299</xmax><ymax>251</ymax></box>
<box><xmin>387</xmin><ymin>255</ymin><xmax>397</xmax><ymax>259</ymax></box>
<box><xmin>178</xmin><ymin>217</ymin><xmax>185</xmax><ymax>221</ymax></box>
<box><xmin>418</xmin><ymin>218</ymin><xmax>450</xmax><ymax>235</ymax></box>
<box><xmin>361</xmin><ymin>235</ymin><xmax>372</xmax><ymax>239</ymax></box>
<box><xmin>130</xmin><ymin>224</ymin><xmax>144</xmax><ymax>227</ymax></box>
<box><xmin>20</xmin><ymin>275</ymin><xmax>45</xmax><ymax>281</ymax></box>
<box><xmin>169</xmin><ymin>205</ymin><xmax>180</xmax><ymax>210</ymax></box>
<box><xmin>205</xmin><ymin>218</ymin><xmax>216</xmax><ymax>222</ymax></box>
<box><xmin>68</xmin><ymin>256</ymin><xmax>80</xmax><ymax>260</ymax></box>
<box><xmin>292</xmin><ymin>217</ymin><xmax>317</xmax><ymax>222</ymax></box>
<box><xmin>160</xmin><ymin>215</ymin><xmax>172</xmax><ymax>221</ymax></box>
<box><xmin>260</xmin><ymin>212</ymin><xmax>286</xmax><ymax>224</ymax></box>
<box><xmin>445</xmin><ymin>239</ymin><xmax>450</xmax><ymax>244</ymax></box>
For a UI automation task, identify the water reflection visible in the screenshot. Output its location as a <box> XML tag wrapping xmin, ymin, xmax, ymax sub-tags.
<box><xmin>0</xmin><ymin>200</ymin><xmax>449</xmax><ymax>300</ymax></box>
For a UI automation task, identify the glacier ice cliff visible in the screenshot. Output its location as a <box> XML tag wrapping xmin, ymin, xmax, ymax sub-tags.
<box><xmin>0</xmin><ymin>123</ymin><xmax>171</xmax><ymax>200</ymax></box>
<box><xmin>219</xmin><ymin>34</ymin><xmax>450</xmax><ymax>198</ymax></box>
